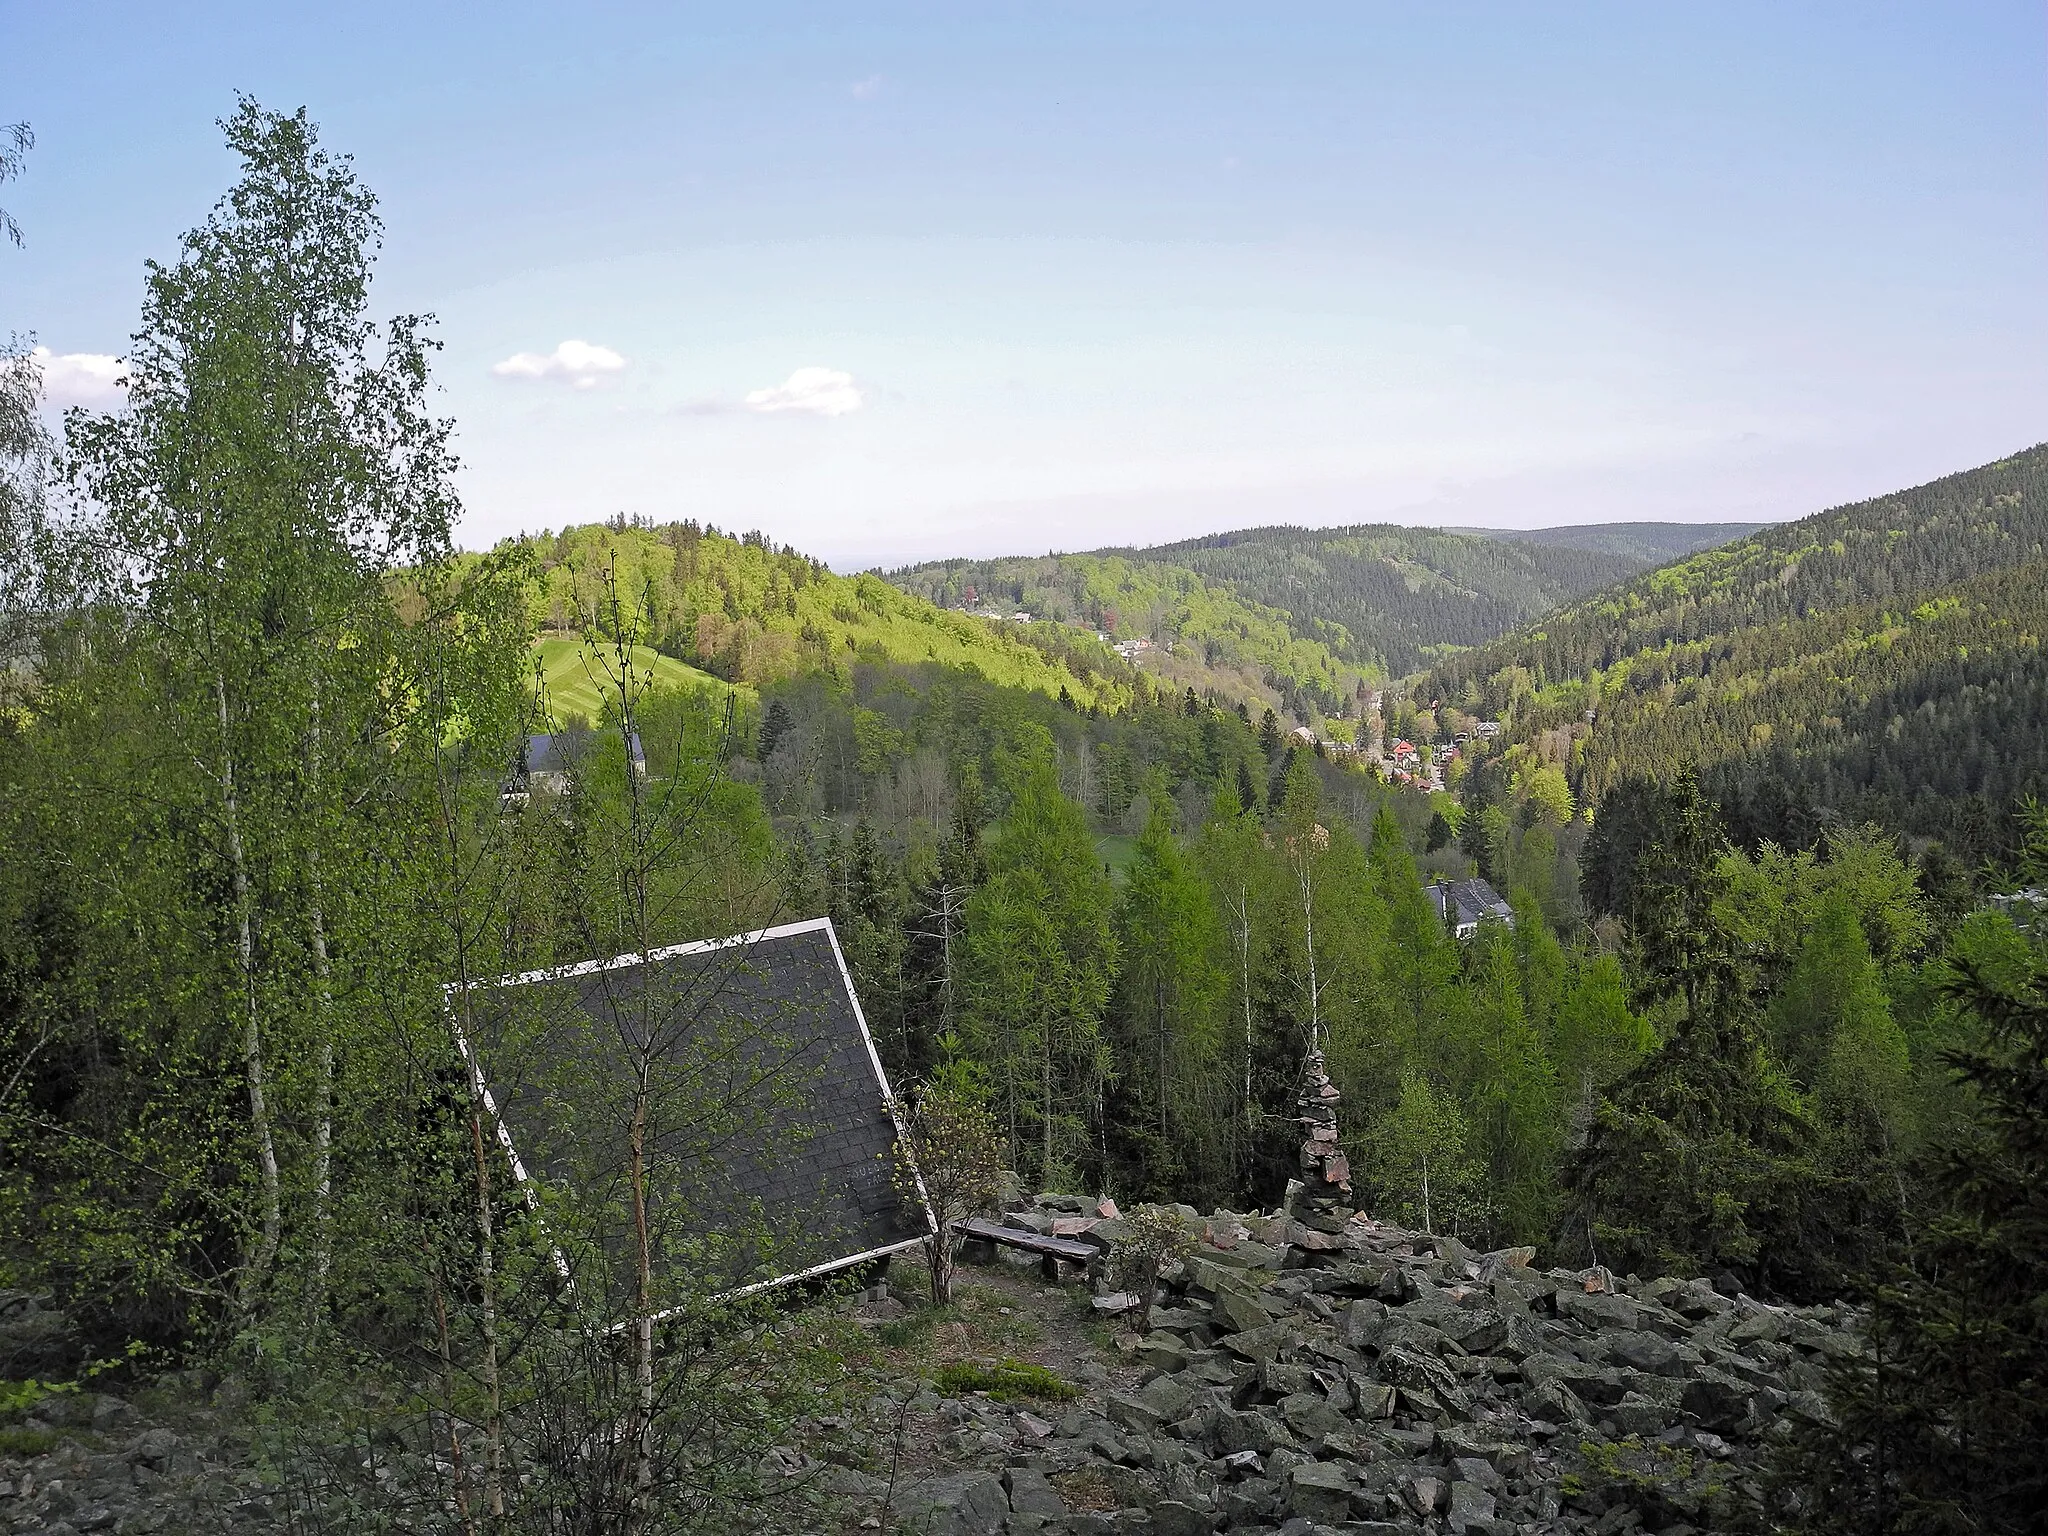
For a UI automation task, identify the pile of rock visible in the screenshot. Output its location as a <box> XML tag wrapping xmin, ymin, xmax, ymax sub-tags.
<box><xmin>1</xmin><ymin>1293</ymin><xmax>300</xmax><ymax>1536</ymax></box>
<box><xmin>956</xmin><ymin>1195</ymin><xmax>1859</xmax><ymax>1534</ymax></box>
<box><xmin>1287</xmin><ymin>1052</ymin><xmax>1353</xmax><ymax>1230</ymax></box>
<box><xmin>0</xmin><ymin>1386</ymin><xmax>291</xmax><ymax>1536</ymax></box>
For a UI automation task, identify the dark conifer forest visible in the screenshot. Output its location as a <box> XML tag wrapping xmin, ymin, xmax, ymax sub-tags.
<box><xmin>1419</xmin><ymin>446</ymin><xmax>2048</xmax><ymax>859</ymax></box>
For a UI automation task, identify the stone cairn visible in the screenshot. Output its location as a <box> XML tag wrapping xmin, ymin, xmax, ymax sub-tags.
<box><xmin>1290</xmin><ymin>1047</ymin><xmax>1353</xmax><ymax>1231</ymax></box>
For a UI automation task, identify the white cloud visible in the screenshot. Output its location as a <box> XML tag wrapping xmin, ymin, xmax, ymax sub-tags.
<box><xmin>743</xmin><ymin>367</ymin><xmax>863</xmax><ymax>417</ymax></box>
<box><xmin>32</xmin><ymin>347</ymin><xmax>126</xmax><ymax>407</ymax></box>
<box><xmin>492</xmin><ymin>339</ymin><xmax>626</xmax><ymax>389</ymax></box>
<box><xmin>850</xmin><ymin>74</ymin><xmax>884</xmax><ymax>100</ymax></box>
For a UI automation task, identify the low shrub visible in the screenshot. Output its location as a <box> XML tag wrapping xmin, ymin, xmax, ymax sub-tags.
<box><xmin>931</xmin><ymin>1357</ymin><xmax>1078</xmax><ymax>1403</ymax></box>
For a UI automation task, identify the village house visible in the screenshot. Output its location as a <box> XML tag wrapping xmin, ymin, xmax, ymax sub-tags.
<box><xmin>503</xmin><ymin>730</ymin><xmax>647</xmax><ymax>806</ymax></box>
<box><xmin>1427</xmin><ymin>877</ymin><xmax>1515</xmax><ymax>939</ymax></box>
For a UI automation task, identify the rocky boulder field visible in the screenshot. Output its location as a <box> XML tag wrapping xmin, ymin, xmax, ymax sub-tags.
<box><xmin>878</xmin><ymin>1193</ymin><xmax>1859</xmax><ymax>1536</ymax></box>
<box><xmin>0</xmin><ymin>1197</ymin><xmax>1864</xmax><ymax>1535</ymax></box>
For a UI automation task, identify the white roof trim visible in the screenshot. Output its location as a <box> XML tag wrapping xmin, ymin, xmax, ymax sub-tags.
<box><xmin>446</xmin><ymin>915</ymin><xmax>839</xmax><ymax>998</ymax></box>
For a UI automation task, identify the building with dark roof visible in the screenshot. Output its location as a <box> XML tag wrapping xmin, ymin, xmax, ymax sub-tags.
<box><xmin>502</xmin><ymin>730</ymin><xmax>647</xmax><ymax>804</ymax></box>
<box><xmin>1427</xmin><ymin>877</ymin><xmax>1515</xmax><ymax>939</ymax></box>
<box><xmin>450</xmin><ymin>917</ymin><xmax>933</xmax><ymax>1306</ymax></box>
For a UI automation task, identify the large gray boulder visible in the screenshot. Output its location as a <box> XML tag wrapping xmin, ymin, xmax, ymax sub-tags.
<box><xmin>893</xmin><ymin>1468</ymin><xmax>1009</xmax><ymax>1535</ymax></box>
<box><xmin>1002</xmin><ymin>1465</ymin><xmax>1068</xmax><ymax>1517</ymax></box>
<box><xmin>1286</xmin><ymin>1459</ymin><xmax>1355</xmax><ymax>1522</ymax></box>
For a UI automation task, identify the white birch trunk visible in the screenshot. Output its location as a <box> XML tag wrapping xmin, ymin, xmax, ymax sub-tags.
<box><xmin>219</xmin><ymin>671</ymin><xmax>281</xmax><ymax>1308</ymax></box>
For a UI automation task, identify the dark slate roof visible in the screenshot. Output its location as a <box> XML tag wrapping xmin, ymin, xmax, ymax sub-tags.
<box><xmin>452</xmin><ymin>918</ymin><xmax>932</xmax><ymax>1301</ymax></box>
<box><xmin>1427</xmin><ymin>877</ymin><xmax>1514</xmax><ymax>929</ymax></box>
<box><xmin>515</xmin><ymin>730</ymin><xmax>646</xmax><ymax>778</ymax></box>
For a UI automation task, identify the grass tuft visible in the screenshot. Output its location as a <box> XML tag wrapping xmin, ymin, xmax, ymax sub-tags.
<box><xmin>931</xmin><ymin>1357</ymin><xmax>1078</xmax><ymax>1404</ymax></box>
<box><xmin>0</xmin><ymin>1426</ymin><xmax>58</xmax><ymax>1457</ymax></box>
<box><xmin>876</xmin><ymin>1308</ymin><xmax>945</xmax><ymax>1350</ymax></box>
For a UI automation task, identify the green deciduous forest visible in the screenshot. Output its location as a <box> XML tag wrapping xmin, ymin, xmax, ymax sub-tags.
<box><xmin>2</xmin><ymin>102</ymin><xmax>2044</xmax><ymax>1536</ymax></box>
<box><xmin>1460</xmin><ymin>521</ymin><xmax>1767</xmax><ymax>564</ymax></box>
<box><xmin>502</xmin><ymin>520</ymin><xmax>1143</xmax><ymax>713</ymax></box>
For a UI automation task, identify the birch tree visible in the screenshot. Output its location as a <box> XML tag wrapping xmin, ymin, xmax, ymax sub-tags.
<box><xmin>64</xmin><ymin>98</ymin><xmax>457</xmax><ymax>1315</ymax></box>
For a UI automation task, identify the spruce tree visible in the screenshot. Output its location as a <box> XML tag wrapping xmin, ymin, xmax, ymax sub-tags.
<box><xmin>1258</xmin><ymin>706</ymin><xmax>1281</xmax><ymax>758</ymax></box>
<box><xmin>1779</xmin><ymin>961</ymin><xmax>2048</xmax><ymax>1534</ymax></box>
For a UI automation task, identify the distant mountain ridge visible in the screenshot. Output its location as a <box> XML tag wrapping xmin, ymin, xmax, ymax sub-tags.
<box><xmin>892</xmin><ymin>520</ymin><xmax>1759</xmax><ymax>683</ymax></box>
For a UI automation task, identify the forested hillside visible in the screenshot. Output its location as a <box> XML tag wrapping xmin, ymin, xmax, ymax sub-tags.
<box><xmin>892</xmin><ymin>523</ymin><xmax>1653</xmax><ymax>680</ymax></box>
<box><xmin>1423</xmin><ymin>445</ymin><xmax>2048</xmax><ymax>856</ymax></box>
<box><xmin>883</xmin><ymin>549</ymin><xmax>1372</xmax><ymax>719</ymax></box>
<box><xmin>495</xmin><ymin>519</ymin><xmax>1141</xmax><ymax>714</ymax></box>
<box><xmin>1460</xmin><ymin>520</ymin><xmax>1767</xmax><ymax>563</ymax></box>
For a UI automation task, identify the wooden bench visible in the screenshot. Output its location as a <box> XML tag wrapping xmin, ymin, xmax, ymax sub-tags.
<box><xmin>951</xmin><ymin>1217</ymin><xmax>1100</xmax><ymax>1281</ymax></box>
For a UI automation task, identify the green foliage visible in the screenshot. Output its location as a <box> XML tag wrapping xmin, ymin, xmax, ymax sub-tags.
<box><xmin>1107</xmin><ymin>1206</ymin><xmax>1201</xmax><ymax>1329</ymax></box>
<box><xmin>893</xmin><ymin>1073</ymin><xmax>1004</xmax><ymax>1306</ymax></box>
<box><xmin>1</xmin><ymin>102</ymin><xmax>819</xmax><ymax>1534</ymax></box>
<box><xmin>12</xmin><ymin>114</ymin><xmax>2036</xmax><ymax>1511</ymax></box>
<box><xmin>931</xmin><ymin>1357</ymin><xmax>1079</xmax><ymax>1403</ymax></box>
<box><xmin>1776</xmin><ymin>959</ymin><xmax>2048</xmax><ymax>1534</ymax></box>
<box><xmin>1466</xmin><ymin>521</ymin><xmax>1764</xmax><ymax>564</ymax></box>
<box><xmin>1776</xmin><ymin>891</ymin><xmax>1912</xmax><ymax>1140</ymax></box>
<box><xmin>0</xmin><ymin>1427</ymin><xmax>56</xmax><ymax>1457</ymax></box>
<box><xmin>1462</xmin><ymin>919</ymin><xmax>1561</xmax><ymax>1241</ymax></box>
<box><xmin>1565</xmin><ymin>774</ymin><xmax>1910</xmax><ymax>1296</ymax></box>
<box><xmin>1360</xmin><ymin>1070</ymin><xmax>1485</xmax><ymax>1236</ymax></box>
<box><xmin>1112</xmin><ymin>797</ymin><xmax>1227</xmax><ymax>1198</ymax></box>
<box><xmin>1718</xmin><ymin>825</ymin><xmax>1928</xmax><ymax>985</ymax></box>
<box><xmin>47</xmin><ymin>95</ymin><xmax>463</xmax><ymax>1326</ymax></box>
<box><xmin>1550</xmin><ymin>953</ymin><xmax>1654</xmax><ymax>1122</ymax></box>
<box><xmin>891</xmin><ymin>547</ymin><xmax>1372</xmax><ymax>716</ymax></box>
<box><xmin>1582</xmin><ymin>774</ymin><xmax>1732</xmax><ymax>1011</ymax></box>
<box><xmin>0</xmin><ymin>1378</ymin><xmax>73</xmax><ymax>1417</ymax></box>
<box><xmin>962</xmin><ymin>739</ymin><xmax>1117</xmax><ymax>1185</ymax></box>
<box><xmin>0</xmin><ymin>121</ymin><xmax>31</xmax><ymax>248</ymax></box>
<box><xmin>1558</xmin><ymin>1001</ymin><xmax>1859</xmax><ymax>1297</ymax></box>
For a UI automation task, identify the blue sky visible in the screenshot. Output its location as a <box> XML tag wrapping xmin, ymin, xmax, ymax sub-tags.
<box><xmin>6</xmin><ymin>3</ymin><xmax>2044</xmax><ymax>567</ymax></box>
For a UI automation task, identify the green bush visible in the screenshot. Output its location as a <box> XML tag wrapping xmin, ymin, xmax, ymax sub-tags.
<box><xmin>931</xmin><ymin>1357</ymin><xmax>1078</xmax><ymax>1403</ymax></box>
<box><xmin>0</xmin><ymin>1379</ymin><xmax>73</xmax><ymax>1420</ymax></box>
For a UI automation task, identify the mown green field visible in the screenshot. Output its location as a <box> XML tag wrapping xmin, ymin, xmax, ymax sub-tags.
<box><xmin>533</xmin><ymin>636</ymin><xmax>755</xmax><ymax>727</ymax></box>
<box><xmin>1094</xmin><ymin>833</ymin><xmax>1139</xmax><ymax>885</ymax></box>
